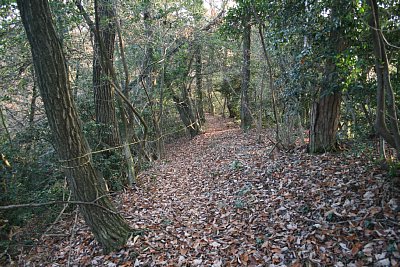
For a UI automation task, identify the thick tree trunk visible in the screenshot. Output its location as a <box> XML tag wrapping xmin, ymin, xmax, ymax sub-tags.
<box><xmin>17</xmin><ymin>0</ymin><xmax>131</xmax><ymax>252</ymax></box>
<box><xmin>93</xmin><ymin>0</ymin><xmax>120</xmax><ymax>148</ymax></box>
<box><xmin>240</xmin><ymin>12</ymin><xmax>253</xmax><ymax>130</ymax></box>
<box><xmin>309</xmin><ymin>2</ymin><xmax>346</xmax><ymax>153</ymax></box>
<box><xmin>310</xmin><ymin>90</ymin><xmax>341</xmax><ymax>153</ymax></box>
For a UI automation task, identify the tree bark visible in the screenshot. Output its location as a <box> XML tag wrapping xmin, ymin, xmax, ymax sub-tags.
<box><xmin>141</xmin><ymin>1</ymin><xmax>154</xmax><ymax>94</ymax></box>
<box><xmin>173</xmin><ymin>92</ymin><xmax>200</xmax><ymax>138</ymax></box>
<box><xmin>240</xmin><ymin>11</ymin><xmax>253</xmax><ymax>130</ymax></box>
<box><xmin>93</xmin><ymin>0</ymin><xmax>120</xmax><ymax>148</ymax></box>
<box><xmin>140</xmin><ymin>2</ymin><xmax>166</xmax><ymax>159</ymax></box>
<box><xmin>309</xmin><ymin>90</ymin><xmax>341</xmax><ymax>153</ymax></box>
<box><xmin>206</xmin><ymin>76</ymin><xmax>215</xmax><ymax>115</ymax></box>
<box><xmin>115</xmin><ymin>16</ymin><xmax>136</xmax><ymax>185</ymax></box>
<box><xmin>28</xmin><ymin>80</ymin><xmax>38</xmax><ymax>127</ymax></box>
<box><xmin>17</xmin><ymin>0</ymin><xmax>131</xmax><ymax>252</ymax></box>
<box><xmin>195</xmin><ymin>44</ymin><xmax>205</xmax><ymax>124</ymax></box>
<box><xmin>167</xmin><ymin>52</ymin><xmax>200</xmax><ymax>138</ymax></box>
<box><xmin>368</xmin><ymin>0</ymin><xmax>400</xmax><ymax>158</ymax></box>
<box><xmin>309</xmin><ymin>2</ymin><xmax>346</xmax><ymax>153</ymax></box>
<box><xmin>206</xmin><ymin>47</ymin><xmax>215</xmax><ymax>115</ymax></box>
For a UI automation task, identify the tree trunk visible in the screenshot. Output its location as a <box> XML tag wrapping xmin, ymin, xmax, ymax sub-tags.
<box><xmin>0</xmin><ymin>106</ymin><xmax>12</xmax><ymax>145</ymax></box>
<box><xmin>226</xmin><ymin>94</ymin><xmax>238</xmax><ymax>118</ymax></box>
<box><xmin>168</xmin><ymin>52</ymin><xmax>200</xmax><ymax>138</ymax></box>
<box><xmin>240</xmin><ymin>12</ymin><xmax>253</xmax><ymax>130</ymax></box>
<box><xmin>156</xmin><ymin>46</ymin><xmax>166</xmax><ymax>158</ymax></box>
<box><xmin>173</xmin><ymin>93</ymin><xmax>200</xmax><ymax>138</ymax></box>
<box><xmin>258</xmin><ymin>25</ymin><xmax>280</xmax><ymax>144</ymax></box>
<box><xmin>195</xmin><ymin>44</ymin><xmax>205</xmax><ymax>124</ymax></box>
<box><xmin>17</xmin><ymin>0</ymin><xmax>131</xmax><ymax>252</ymax></box>
<box><xmin>206</xmin><ymin>47</ymin><xmax>215</xmax><ymax>115</ymax></box>
<box><xmin>142</xmin><ymin>1</ymin><xmax>153</xmax><ymax>93</ymax></box>
<box><xmin>206</xmin><ymin>76</ymin><xmax>215</xmax><ymax>115</ymax></box>
<box><xmin>368</xmin><ymin>0</ymin><xmax>400</xmax><ymax>158</ymax></box>
<box><xmin>115</xmin><ymin>15</ymin><xmax>136</xmax><ymax>185</ymax></box>
<box><xmin>309</xmin><ymin>2</ymin><xmax>346</xmax><ymax>153</ymax></box>
<box><xmin>93</xmin><ymin>0</ymin><xmax>120</xmax><ymax>148</ymax></box>
<box><xmin>309</xmin><ymin>90</ymin><xmax>341</xmax><ymax>153</ymax></box>
<box><xmin>28</xmin><ymin>80</ymin><xmax>38</xmax><ymax>127</ymax></box>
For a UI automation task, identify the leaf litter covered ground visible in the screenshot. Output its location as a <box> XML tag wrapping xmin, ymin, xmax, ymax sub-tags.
<box><xmin>21</xmin><ymin>115</ymin><xmax>399</xmax><ymax>266</ymax></box>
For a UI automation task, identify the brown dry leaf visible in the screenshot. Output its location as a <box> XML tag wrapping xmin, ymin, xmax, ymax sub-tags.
<box><xmin>351</xmin><ymin>242</ymin><xmax>363</xmax><ymax>256</ymax></box>
<box><xmin>240</xmin><ymin>252</ymin><xmax>249</xmax><ymax>266</ymax></box>
<box><xmin>18</xmin><ymin>115</ymin><xmax>400</xmax><ymax>266</ymax></box>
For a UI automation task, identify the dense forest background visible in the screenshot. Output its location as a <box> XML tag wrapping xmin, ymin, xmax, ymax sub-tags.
<box><xmin>0</xmin><ymin>0</ymin><xmax>399</xmax><ymax>265</ymax></box>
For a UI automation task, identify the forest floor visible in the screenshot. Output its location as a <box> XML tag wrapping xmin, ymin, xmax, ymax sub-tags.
<box><xmin>19</xmin><ymin>115</ymin><xmax>399</xmax><ymax>266</ymax></box>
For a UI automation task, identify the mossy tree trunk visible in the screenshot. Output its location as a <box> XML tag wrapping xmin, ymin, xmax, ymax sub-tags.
<box><xmin>17</xmin><ymin>0</ymin><xmax>131</xmax><ymax>252</ymax></box>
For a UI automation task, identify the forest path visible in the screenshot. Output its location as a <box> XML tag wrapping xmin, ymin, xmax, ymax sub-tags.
<box><xmin>126</xmin><ymin>114</ymin><xmax>271</xmax><ymax>265</ymax></box>
<box><xmin>24</xmin><ymin>115</ymin><xmax>399</xmax><ymax>266</ymax></box>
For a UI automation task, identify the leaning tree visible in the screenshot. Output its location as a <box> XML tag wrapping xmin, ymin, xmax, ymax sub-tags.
<box><xmin>17</xmin><ymin>0</ymin><xmax>131</xmax><ymax>252</ymax></box>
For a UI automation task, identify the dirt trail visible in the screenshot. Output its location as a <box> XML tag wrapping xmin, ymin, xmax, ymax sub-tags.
<box><xmin>126</xmin><ymin>115</ymin><xmax>271</xmax><ymax>265</ymax></box>
<box><xmin>22</xmin><ymin>115</ymin><xmax>399</xmax><ymax>266</ymax></box>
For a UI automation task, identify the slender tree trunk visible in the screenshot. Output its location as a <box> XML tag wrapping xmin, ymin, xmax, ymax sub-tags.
<box><xmin>222</xmin><ymin>96</ymin><xmax>227</xmax><ymax>118</ymax></box>
<box><xmin>156</xmin><ymin>45</ymin><xmax>166</xmax><ymax>158</ymax></box>
<box><xmin>115</xmin><ymin>16</ymin><xmax>136</xmax><ymax>185</ymax></box>
<box><xmin>17</xmin><ymin>0</ymin><xmax>131</xmax><ymax>252</ymax></box>
<box><xmin>379</xmin><ymin>136</ymin><xmax>386</xmax><ymax>160</ymax></box>
<box><xmin>93</xmin><ymin>0</ymin><xmax>120</xmax><ymax>148</ymax></box>
<box><xmin>28</xmin><ymin>81</ymin><xmax>38</xmax><ymax>127</ymax></box>
<box><xmin>240</xmin><ymin>12</ymin><xmax>253</xmax><ymax>130</ymax></box>
<box><xmin>206</xmin><ymin>76</ymin><xmax>215</xmax><ymax>115</ymax></box>
<box><xmin>76</xmin><ymin>0</ymin><xmax>149</xmax><ymax>163</ymax></box>
<box><xmin>206</xmin><ymin>47</ymin><xmax>215</xmax><ymax>115</ymax></box>
<box><xmin>73</xmin><ymin>61</ymin><xmax>80</xmax><ymax>101</ymax></box>
<box><xmin>141</xmin><ymin>2</ymin><xmax>166</xmax><ymax>159</ymax></box>
<box><xmin>195</xmin><ymin>44</ymin><xmax>205</xmax><ymax>124</ymax></box>
<box><xmin>0</xmin><ymin>106</ymin><xmax>12</xmax><ymax>145</ymax></box>
<box><xmin>142</xmin><ymin>1</ymin><xmax>153</xmax><ymax>94</ymax></box>
<box><xmin>368</xmin><ymin>0</ymin><xmax>400</xmax><ymax>158</ymax></box>
<box><xmin>259</xmin><ymin>25</ymin><xmax>280</xmax><ymax>143</ymax></box>
<box><xmin>256</xmin><ymin>66</ymin><xmax>265</xmax><ymax>143</ymax></box>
